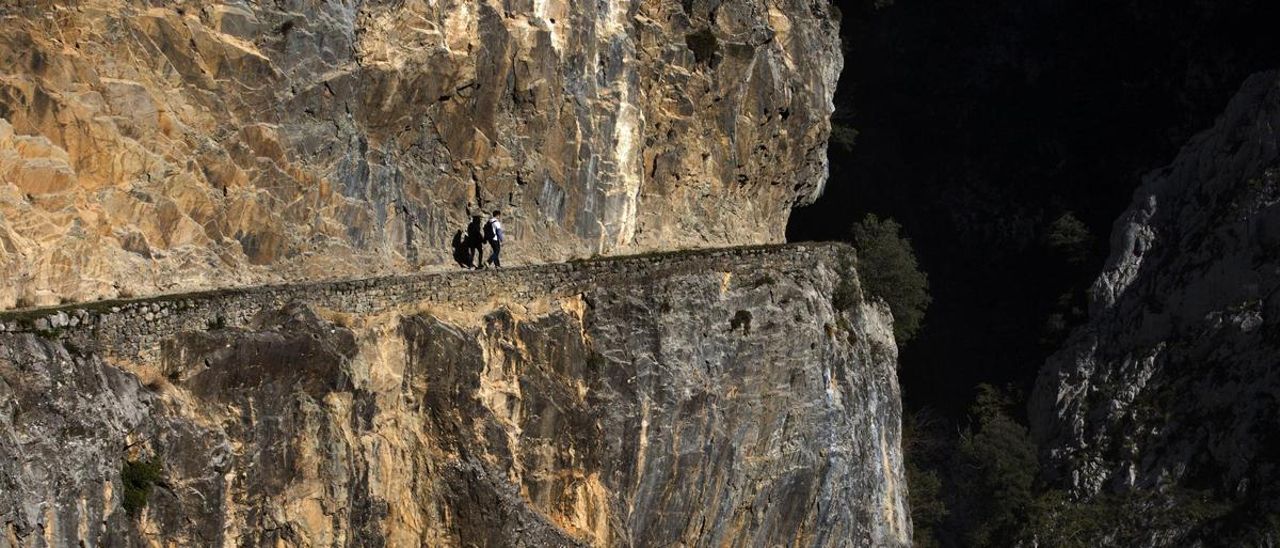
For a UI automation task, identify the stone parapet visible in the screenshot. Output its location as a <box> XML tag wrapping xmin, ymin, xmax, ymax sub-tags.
<box><xmin>0</xmin><ymin>243</ymin><xmax>853</xmax><ymax>362</ymax></box>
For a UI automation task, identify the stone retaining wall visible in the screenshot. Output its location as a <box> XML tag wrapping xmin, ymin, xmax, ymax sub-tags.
<box><xmin>0</xmin><ymin>243</ymin><xmax>853</xmax><ymax>362</ymax></box>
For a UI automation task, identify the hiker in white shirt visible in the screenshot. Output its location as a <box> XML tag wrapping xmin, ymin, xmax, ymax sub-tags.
<box><xmin>484</xmin><ymin>210</ymin><xmax>504</xmax><ymax>269</ymax></box>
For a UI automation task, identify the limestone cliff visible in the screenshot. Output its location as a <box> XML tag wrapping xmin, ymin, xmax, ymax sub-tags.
<box><xmin>1031</xmin><ymin>71</ymin><xmax>1280</xmax><ymax>542</ymax></box>
<box><xmin>0</xmin><ymin>0</ymin><xmax>841</xmax><ymax>309</ymax></box>
<box><xmin>0</xmin><ymin>244</ymin><xmax>910</xmax><ymax>546</ymax></box>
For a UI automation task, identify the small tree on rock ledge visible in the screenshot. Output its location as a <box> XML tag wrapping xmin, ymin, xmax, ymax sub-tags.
<box><xmin>850</xmin><ymin>214</ymin><xmax>930</xmax><ymax>343</ymax></box>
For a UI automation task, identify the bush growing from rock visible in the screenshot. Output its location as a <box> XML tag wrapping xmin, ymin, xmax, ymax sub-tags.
<box><xmin>849</xmin><ymin>214</ymin><xmax>930</xmax><ymax>343</ymax></box>
<box><xmin>122</xmin><ymin>456</ymin><xmax>163</xmax><ymax>517</ymax></box>
<box><xmin>1044</xmin><ymin>211</ymin><xmax>1092</xmax><ymax>265</ymax></box>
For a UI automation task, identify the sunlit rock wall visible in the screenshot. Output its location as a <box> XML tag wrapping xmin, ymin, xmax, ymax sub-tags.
<box><xmin>0</xmin><ymin>244</ymin><xmax>909</xmax><ymax>546</ymax></box>
<box><xmin>0</xmin><ymin>0</ymin><xmax>841</xmax><ymax>308</ymax></box>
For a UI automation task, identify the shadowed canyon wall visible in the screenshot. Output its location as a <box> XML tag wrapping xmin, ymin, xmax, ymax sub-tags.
<box><xmin>0</xmin><ymin>244</ymin><xmax>910</xmax><ymax>546</ymax></box>
<box><xmin>1032</xmin><ymin>71</ymin><xmax>1280</xmax><ymax>543</ymax></box>
<box><xmin>0</xmin><ymin>0</ymin><xmax>841</xmax><ymax>309</ymax></box>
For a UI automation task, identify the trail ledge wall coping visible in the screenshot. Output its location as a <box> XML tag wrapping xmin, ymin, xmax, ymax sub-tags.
<box><xmin>0</xmin><ymin>243</ymin><xmax>855</xmax><ymax>361</ymax></box>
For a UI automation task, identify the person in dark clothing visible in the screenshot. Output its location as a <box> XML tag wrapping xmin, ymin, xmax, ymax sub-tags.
<box><xmin>451</xmin><ymin>229</ymin><xmax>472</xmax><ymax>268</ymax></box>
<box><xmin>465</xmin><ymin>215</ymin><xmax>485</xmax><ymax>268</ymax></box>
<box><xmin>484</xmin><ymin>210</ymin><xmax>504</xmax><ymax>268</ymax></box>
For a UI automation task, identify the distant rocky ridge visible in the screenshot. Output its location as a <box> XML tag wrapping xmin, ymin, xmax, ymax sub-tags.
<box><xmin>1032</xmin><ymin>70</ymin><xmax>1280</xmax><ymax>542</ymax></box>
<box><xmin>0</xmin><ymin>243</ymin><xmax>910</xmax><ymax>546</ymax></box>
<box><xmin>0</xmin><ymin>0</ymin><xmax>841</xmax><ymax>309</ymax></box>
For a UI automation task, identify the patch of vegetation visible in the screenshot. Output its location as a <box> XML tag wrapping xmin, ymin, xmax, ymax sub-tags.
<box><xmin>906</xmin><ymin>384</ymin><xmax>1235</xmax><ymax>547</ymax></box>
<box><xmin>121</xmin><ymin>455</ymin><xmax>164</xmax><ymax>517</ymax></box>
<box><xmin>848</xmin><ymin>214</ymin><xmax>930</xmax><ymax>343</ymax></box>
<box><xmin>903</xmin><ymin>410</ymin><xmax>949</xmax><ymax>547</ymax></box>
<box><xmin>1044</xmin><ymin>211</ymin><xmax>1093</xmax><ymax>266</ymax></box>
<box><xmin>832</xmin><ymin>254</ymin><xmax>864</xmax><ymax>312</ymax></box>
<box><xmin>829</xmin><ymin>92</ymin><xmax>860</xmax><ymax>153</ymax></box>
<box><xmin>953</xmin><ymin>385</ymin><xmax>1040</xmax><ymax>546</ymax></box>
<box><xmin>1022</xmin><ymin>488</ymin><xmax>1231</xmax><ymax>547</ymax></box>
<box><xmin>831</xmin><ymin>123</ymin><xmax>859</xmax><ymax>152</ymax></box>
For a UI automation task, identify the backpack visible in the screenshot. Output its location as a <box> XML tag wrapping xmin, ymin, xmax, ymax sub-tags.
<box><xmin>483</xmin><ymin>219</ymin><xmax>496</xmax><ymax>241</ymax></box>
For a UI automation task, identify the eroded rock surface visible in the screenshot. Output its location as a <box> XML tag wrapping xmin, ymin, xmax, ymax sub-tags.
<box><xmin>0</xmin><ymin>0</ymin><xmax>841</xmax><ymax>309</ymax></box>
<box><xmin>0</xmin><ymin>245</ymin><xmax>909</xmax><ymax>546</ymax></box>
<box><xmin>1031</xmin><ymin>71</ymin><xmax>1280</xmax><ymax>542</ymax></box>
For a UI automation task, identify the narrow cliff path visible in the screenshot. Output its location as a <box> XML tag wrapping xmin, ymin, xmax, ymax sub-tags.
<box><xmin>1</xmin><ymin>243</ymin><xmax>842</xmax><ymax>324</ymax></box>
<box><xmin>0</xmin><ymin>243</ymin><xmax>856</xmax><ymax>360</ymax></box>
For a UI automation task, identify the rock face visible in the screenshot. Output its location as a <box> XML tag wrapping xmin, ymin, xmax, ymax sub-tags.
<box><xmin>1031</xmin><ymin>71</ymin><xmax>1280</xmax><ymax>539</ymax></box>
<box><xmin>0</xmin><ymin>245</ymin><xmax>910</xmax><ymax>546</ymax></box>
<box><xmin>0</xmin><ymin>0</ymin><xmax>841</xmax><ymax>309</ymax></box>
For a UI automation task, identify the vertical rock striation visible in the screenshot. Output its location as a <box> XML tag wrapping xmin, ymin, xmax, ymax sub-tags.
<box><xmin>0</xmin><ymin>245</ymin><xmax>910</xmax><ymax>546</ymax></box>
<box><xmin>0</xmin><ymin>0</ymin><xmax>841</xmax><ymax>308</ymax></box>
<box><xmin>1031</xmin><ymin>71</ymin><xmax>1280</xmax><ymax>541</ymax></box>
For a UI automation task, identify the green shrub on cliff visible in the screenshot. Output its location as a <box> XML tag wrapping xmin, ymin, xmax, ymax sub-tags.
<box><xmin>850</xmin><ymin>214</ymin><xmax>930</xmax><ymax>343</ymax></box>
<box><xmin>831</xmin><ymin>123</ymin><xmax>859</xmax><ymax>152</ymax></box>
<box><xmin>954</xmin><ymin>385</ymin><xmax>1040</xmax><ymax>545</ymax></box>
<box><xmin>122</xmin><ymin>456</ymin><xmax>164</xmax><ymax>517</ymax></box>
<box><xmin>908</xmin><ymin>385</ymin><xmax>1234</xmax><ymax>546</ymax></box>
<box><xmin>1021</xmin><ymin>488</ymin><xmax>1231</xmax><ymax>547</ymax></box>
<box><xmin>903</xmin><ymin>410</ymin><xmax>950</xmax><ymax>547</ymax></box>
<box><xmin>1044</xmin><ymin>211</ymin><xmax>1092</xmax><ymax>266</ymax></box>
